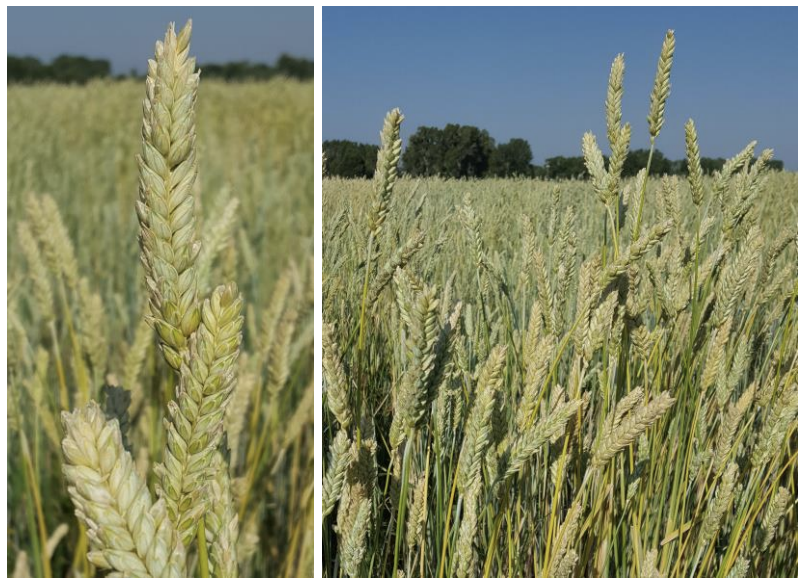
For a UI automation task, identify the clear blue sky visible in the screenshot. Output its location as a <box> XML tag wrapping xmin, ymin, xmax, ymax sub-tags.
<box><xmin>8</xmin><ymin>7</ymin><xmax>313</xmax><ymax>75</ymax></box>
<box><xmin>324</xmin><ymin>7</ymin><xmax>798</xmax><ymax>169</ymax></box>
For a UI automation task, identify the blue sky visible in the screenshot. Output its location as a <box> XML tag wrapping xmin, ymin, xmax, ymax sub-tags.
<box><xmin>324</xmin><ymin>7</ymin><xmax>798</xmax><ymax>169</ymax></box>
<box><xmin>7</xmin><ymin>7</ymin><xmax>313</xmax><ymax>74</ymax></box>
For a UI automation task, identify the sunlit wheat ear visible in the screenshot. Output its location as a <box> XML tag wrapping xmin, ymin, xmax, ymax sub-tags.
<box><xmin>591</xmin><ymin>391</ymin><xmax>675</xmax><ymax>469</ymax></box>
<box><xmin>136</xmin><ymin>20</ymin><xmax>201</xmax><ymax>370</ymax></box>
<box><xmin>405</xmin><ymin>472</ymin><xmax>428</xmax><ymax>551</ymax></box>
<box><xmin>454</xmin><ymin>482</ymin><xmax>480</xmax><ymax>577</ymax></box>
<box><xmin>505</xmin><ymin>398</ymin><xmax>581</xmax><ymax>479</ymax></box>
<box><xmin>157</xmin><ymin>282</ymin><xmax>243</xmax><ymax>546</ymax></box>
<box><xmin>393</xmin><ymin>271</ymin><xmax>440</xmax><ymax>437</ymax></box>
<box><xmin>322</xmin><ymin>322</ymin><xmax>351</xmax><ymax>428</ymax></box>
<box><xmin>18</xmin><ymin>220</ymin><xmax>54</xmax><ymax>321</ymax></box>
<box><xmin>457</xmin><ymin>345</ymin><xmax>507</xmax><ymax>493</ymax></box>
<box><xmin>61</xmin><ymin>402</ymin><xmax>186</xmax><ymax>577</ymax></box>
<box><xmin>369</xmin><ymin>229</ymin><xmax>425</xmax><ymax>306</ymax></box>
<box><xmin>605</xmin><ymin>53</ymin><xmax>625</xmax><ymax>146</ymax></box>
<box><xmin>367</xmin><ymin>108</ymin><xmax>404</xmax><ymax>239</ymax></box>
<box><xmin>760</xmin><ymin>487</ymin><xmax>790</xmax><ymax>552</ymax></box>
<box><xmin>684</xmin><ymin>119</ymin><xmax>705</xmax><ymax>206</ymax></box>
<box><xmin>25</xmin><ymin>193</ymin><xmax>80</xmax><ymax>289</ymax></box>
<box><xmin>714</xmin><ymin>382</ymin><xmax>755</xmax><ymax>473</ymax></box>
<box><xmin>547</xmin><ymin>500</ymin><xmax>582</xmax><ymax>577</ymax></box>
<box><xmin>699</xmin><ymin>461</ymin><xmax>738</xmax><ymax>545</ymax></box>
<box><xmin>647</xmin><ymin>29</ymin><xmax>675</xmax><ymax>140</ymax></box>
<box><xmin>323</xmin><ymin>429</ymin><xmax>352</xmax><ymax>518</ymax></box>
<box><xmin>205</xmin><ymin>452</ymin><xmax>239</xmax><ymax>578</ymax></box>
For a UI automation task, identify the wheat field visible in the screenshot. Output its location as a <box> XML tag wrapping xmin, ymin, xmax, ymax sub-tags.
<box><xmin>322</xmin><ymin>31</ymin><xmax>798</xmax><ymax>577</ymax></box>
<box><xmin>7</xmin><ymin>22</ymin><xmax>313</xmax><ymax>577</ymax></box>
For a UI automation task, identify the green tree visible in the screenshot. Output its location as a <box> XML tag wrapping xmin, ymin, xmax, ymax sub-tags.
<box><xmin>490</xmin><ymin>138</ymin><xmax>533</xmax><ymax>177</ymax></box>
<box><xmin>323</xmin><ymin>140</ymin><xmax>377</xmax><ymax>178</ymax></box>
<box><xmin>623</xmin><ymin>148</ymin><xmax>671</xmax><ymax>177</ymax></box>
<box><xmin>402</xmin><ymin>126</ymin><xmax>445</xmax><ymax>177</ymax></box>
<box><xmin>544</xmin><ymin>156</ymin><xmax>587</xmax><ymax>179</ymax></box>
<box><xmin>404</xmin><ymin>124</ymin><xmax>493</xmax><ymax>178</ymax></box>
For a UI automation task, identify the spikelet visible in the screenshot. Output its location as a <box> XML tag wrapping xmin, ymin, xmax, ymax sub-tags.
<box><xmin>647</xmin><ymin>30</ymin><xmax>675</xmax><ymax>139</ymax></box>
<box><xmin>136</xmin><ymin>20</ymin><xmax>202</xmax><ymax>370</ymax></box>
<box><xmin>61</xmin><ymin>402</ymin><xmax>186</xmax><ymax>577</ymax></box>
<box><xmin>156</xmin><ymin>283</ymin><xmax>243</xmax><ymax>545</ymax></box>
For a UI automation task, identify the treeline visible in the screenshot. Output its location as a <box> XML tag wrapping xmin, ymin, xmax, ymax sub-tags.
<box><xmin>324</xmin><ymin>123</ymin><xmax>783</xmax><ymax>179</ymax></box>
<box><xmin>8</xmin><ymin>53</ymin><xmax>313</xmax><ymax>84</ymax></box>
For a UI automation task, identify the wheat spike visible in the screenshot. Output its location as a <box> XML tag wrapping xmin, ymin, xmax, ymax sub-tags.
<box><xmin>699</xmin><ymin>461</ymin><xmax>738</xmax><ymax>545</ymax></box>
<box><xmin>205</xmin><ymin>452</ymin><xmax>239</xmax><ymax>578</ymax></box>
<box><xmin>368</xmin><ymin>108</ymin><xmax>404</xmax><ymax>239</ymax></box>
<box><xmin>156</xmin><ymin>283</ymin><xmax>243</xmax><ymax>545</ymax></box>
<box><xmin>760</xmin><ymin>487</ymin><xmax>790</xmax><ymax>552</ymax></box>
<box><xmin>684</xmin><ymin>119</ymin><xmax>705</xmax><ymax>206</ymax></box>
<box><xmin>61</xmin><ymin>402</ymin><xmax>186</xmax><ymax>577</ymax></box>
<box><xmin>136</xmin><ymin>20</ymin><xmax>202</xmax><ymax>370</ymax></box>
<box><xmin>323</xmin><ymin>322</ymin><xmax>351</xmax><ymax>428</ymax></box>
<box><xmin>647</xmin><ymin>30</ymin><xmax>675</xmax><ymax>139</ymax></box>
<box><xmin>457</xmin><ymin>345</ymin><xmax>507</xmax><ymax>493</ymax></box>
<box><xmin>592</xmin><ymin>392</ymin><xmax>675</xmax><ymax>469</ymax></box>
<box><xmin>323</xmin><ymin>430</ymin><xmax>352</xmax><ymax>518</ymax></box>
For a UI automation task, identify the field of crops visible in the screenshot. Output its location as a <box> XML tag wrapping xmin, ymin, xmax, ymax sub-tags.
<box><xmin>322</xmin><ymin>32</ymin><xmax>798</xmax><ymax>578</ymax></box>
<box><xmin>7</xmin><ymin>24</ymin><xmax>314</xmax><ymax>578</ymax></box>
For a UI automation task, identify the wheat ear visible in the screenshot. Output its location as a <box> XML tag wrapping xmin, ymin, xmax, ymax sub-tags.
<box><xmin>205</xmin><ymin>452</ymin><xmax>239</xmax><ymax>578</ymax></box>
<box><xmin>368</xmin><ymin>108</ymin><xmax>404</xmax><ymax>239</ymax></box>
<box><xmin>156</xmin><ymin>283</ymin><xmax>243</xmax><ymax>545</ymax></box>
<box><xmin>61</xmin><ymin>402</ymin><xmax>186</xmax><ymax>577</ymax></box>
<box><xmin>136</xmin><ymin>20</ymin><xmax>201</xmax><ymax>370</ymax></box>
<box><xmin>592</xmin><ymin>391</ymin><xmax>675</xmax><ymax>469</ymax></box>
<box><xmin>647</xmin><ymin>29</ymin><xmax>675</xmax><ymax>139</ymax></box>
